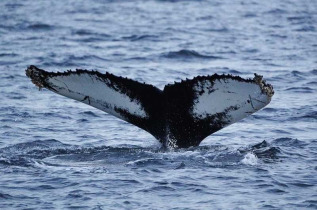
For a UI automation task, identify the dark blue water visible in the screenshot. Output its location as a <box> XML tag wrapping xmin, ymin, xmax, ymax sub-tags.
<box><xmin>0</xmin><ymin>0</ymin><xmax>316</xmax><ymax>209</ymax></box>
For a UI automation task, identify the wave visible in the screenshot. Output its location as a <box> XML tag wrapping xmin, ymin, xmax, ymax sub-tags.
<box><xmin>286</xmin><ymin>87</ymin><xmax>314</xmax><ymax>93</ymax></box>
<box><xmin>265</xmin><ymin>9</ymin><xmax>288</xmax><ymax>15</ymax></box>
<box><xmin>0</xmin><ymin>192</ymin><xmax>13</xmax><ymax>199</ymax></box>
<box><xmin>162</xmin><ymin>50</ymin><xmax>222</xmax><ymax>59</ymax></box>
<box><xmin>121</xmin><ymin>35</ymin><xmax>159</xmax><ymax>41</ymax></box>
<box><xmin>239</xmin><ymin>140</ymin><xmax>281</xmax><ymax>163</ymax></box>
<box><xmin>289</xmin><ymin>110</ymin><xmax>317</xmax><ymax>121</ymax></box>
<box><xmin>27</xmin><ymin>23</ymin><xmax>53</xmax><ymax>31</ymax></box>
<box><xmin>311</xmin><ymin>69</ymin><xmax>317</xmax><ymax>75</ymax></box>
<box><xmin>271</xmin><ymin>138</ymin><xmax>308</xmax><ymax>148</ymax></box>
<box><xmin>79</xmin><ymin>111</ymin><xmax>101</xmax><ymax>118</ymax></box>
<box><xmin>0</xmin><ymin>53</ymin><xmax>18</xmax><ymax>57</ymax></box>
<box><xmin>228</xmin><ymin>70</ymin><xmax>242</xmax><ymax>74</ymax></box>
<box><xmin>72</xmin><ymin>29</ymin><xmax>110</xmax><ymax>37</ymax></box>
<box><xmin>71</xmin><ymin>29</ymin><xmax>111</xmax><ymax>42</ymax></box>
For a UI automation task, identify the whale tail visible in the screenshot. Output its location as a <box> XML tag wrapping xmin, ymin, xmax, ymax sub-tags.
<box><xmin>26</xmin><ymin>65</ymin><xmax>274</xmax><ymax>148</ymax></box>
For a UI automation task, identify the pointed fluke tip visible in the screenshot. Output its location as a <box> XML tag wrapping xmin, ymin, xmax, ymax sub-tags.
<box><xmin>253</xmin><ymin>73</ymin><xmax>274</xmax><ymax>98</ymax></box>
<box><xmin>26</xmin><ymin>65</ymin><xmax>45</xmax><ymax>89</ymax></box>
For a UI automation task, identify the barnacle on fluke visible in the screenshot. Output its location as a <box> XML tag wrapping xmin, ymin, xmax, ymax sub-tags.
<box><xmin>26</xmin><ymin>65</ymin><xmax>274</xmax><ymax>148</ymax></box>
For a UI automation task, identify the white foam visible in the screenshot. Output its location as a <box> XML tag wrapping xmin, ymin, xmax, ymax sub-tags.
<box><xmin>241</xmin><ymin>152</ymin><xmax>258</xmax><ymax>165</ymax></box>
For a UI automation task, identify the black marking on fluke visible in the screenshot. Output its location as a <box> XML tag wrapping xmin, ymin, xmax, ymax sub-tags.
<box><xmin>26</xmin><ymin>65</ymin><xmax>274</xmax><ymax>148</ymax></box>
<box><xmin>81</xmin><ymin>96</ymin><xmax>91</xmax><ymax>105</ymax></box>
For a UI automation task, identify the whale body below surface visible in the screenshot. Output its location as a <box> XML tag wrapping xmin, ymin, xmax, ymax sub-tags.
<box><xmin>26</xmin><ymin>65</ymin><xmax>274</xmax><ymax>148</ymax></box>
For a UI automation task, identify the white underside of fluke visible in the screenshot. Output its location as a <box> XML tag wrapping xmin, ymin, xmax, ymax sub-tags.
<box><xmin>192</xmin><ymin>78</ymin><xmax>271</xmax><ymax>124</ymax></box>
<box><xmin>47</xmin><ymin>73</ymin><xmax>148</xmax><ymax>119</ymax></box>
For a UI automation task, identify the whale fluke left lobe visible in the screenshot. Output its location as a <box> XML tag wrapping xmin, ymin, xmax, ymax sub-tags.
<box><xmin>26</xmin><ymin>65</ymin><xmax>166</xmax><ymax>143</ymax></box>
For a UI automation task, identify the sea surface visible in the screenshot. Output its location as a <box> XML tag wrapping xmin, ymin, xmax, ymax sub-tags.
<box><xmin>0</xmin><ymin>0</ymin><xmax>316</xmax><ymax>209</ymax></box>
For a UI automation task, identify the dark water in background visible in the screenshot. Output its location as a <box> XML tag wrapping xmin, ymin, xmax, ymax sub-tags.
<box><xmin>0</xmin><ymin>0</ymin><xmax>316</xmax><ymax>209</ymax></box>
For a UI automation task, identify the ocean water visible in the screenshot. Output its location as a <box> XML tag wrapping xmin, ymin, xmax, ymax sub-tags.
<box><xmin>0</xmin><ymin>0</ymin><xmax>316</xmax><ymax>209</ymax></box>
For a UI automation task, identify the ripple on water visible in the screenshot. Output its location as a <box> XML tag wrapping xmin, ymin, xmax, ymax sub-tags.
<box><xmin>0</xmin><ymin>139</ymin><xmax>285</xmax><ymax>169</ymax></box>
<box><xmin>162</xmin><ymin>49</ymin><xmax>223</xmax><ymax>60</ymax></box>
<box><xmin>26</xmin><ymin>23</ymin><xmax>53</xmax><ymax>31</ymax></box>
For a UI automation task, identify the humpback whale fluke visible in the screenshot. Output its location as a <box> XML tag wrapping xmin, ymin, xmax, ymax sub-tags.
<box><xmin>26</xmin><ymin>65</ymin><xmax>274</xmax><ymax>148</ymax></box>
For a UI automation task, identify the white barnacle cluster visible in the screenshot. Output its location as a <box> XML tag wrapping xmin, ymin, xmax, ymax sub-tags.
<box><xmin>26</xmin><ymin>66</ymin><xmax>45</xmax><ymax>89</ymax></box>
<box><xmin>253</xmin><ymin>74</ymin><xmax>274</xmax><ymax>98</ymax></box>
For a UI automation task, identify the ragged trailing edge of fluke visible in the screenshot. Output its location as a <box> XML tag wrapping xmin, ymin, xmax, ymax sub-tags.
<box><xmin>26</xmin><ymin>65</ymin><xmax>158</xmax><ymax>90</ymax></box>
<box><xmin>26</xmin><ymin>65</ymin><xmax>274</xmax><ymax>148</ymax></box>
